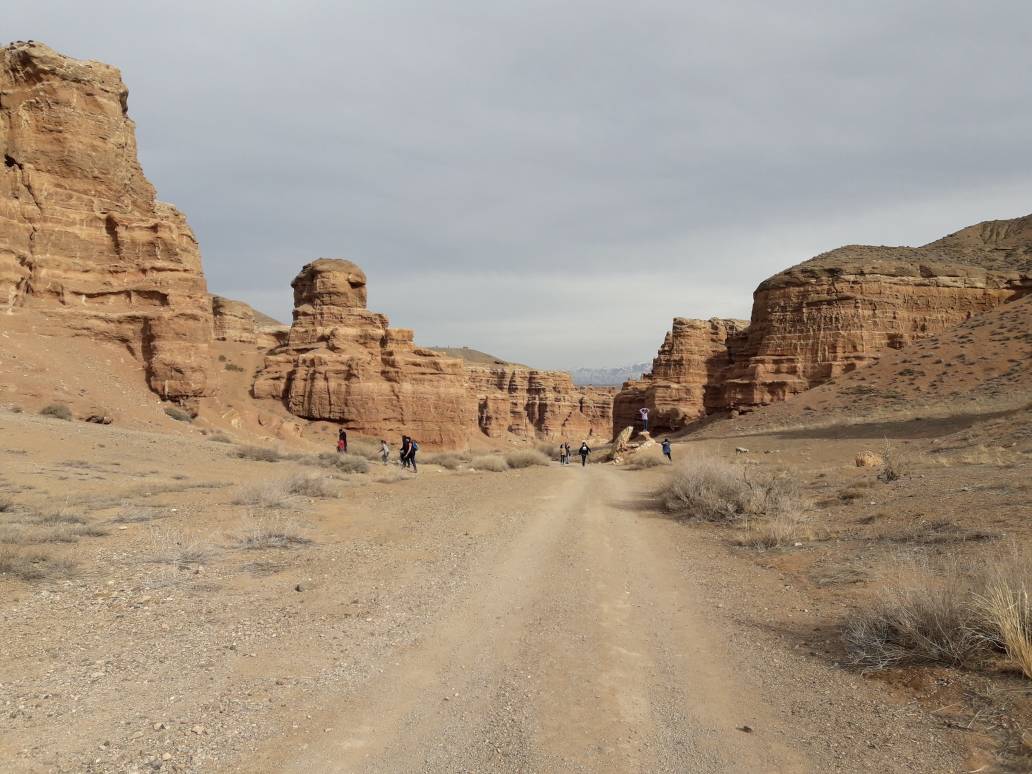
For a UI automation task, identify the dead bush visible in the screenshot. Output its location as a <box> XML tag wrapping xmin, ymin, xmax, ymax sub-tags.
<box><xmin>504</xmin><ymin>449</ymin><xmax>551</xmax><ymax>469</ymax></box>
<box><xmin>878</xmin><ymin>441</ymin><xmax>915</xmax><ymax>482</ymax></box>
<box><xmin>112</xmin><ymin>506</ymin><xmax>166</xmax><ymax>524</ymax></box>
<box><xmin>232</xmin><ymin>482</ymin><xmax>290</xmax><ymax>508</ymax></box>
<box><xmin>164</xmin><ymin>406</ymin><xmax>193</xmax><ymax>422</ymax></box>
<box><xmin>471</xmin><ymin>454</ymin><xmax>509</xmax><ymax>472</ymax></box>
<box><xmin>347</xmin><ymin>440</ymin><xmax>383</xmax><ymax>461</ymax></box>
<box><xmin>626</xmin><ymin>451</ymin><xmax>670</xmax><ymax>470</ymax></box>
<box><xmin>422</xmin><ymin>452</ymin><xmax>468</xmax><ymax>470</ymax></box>
<box><xmin>235</xmin><ymin>445</ymin><xmax>282</xmax><ymax>462</ymax></box>
<box><xmin>734</xmin><ymin>510</ymin><xmax>819</xmax><ymax>549</ymax></box>
<box><xmin>145</xmin><ymin>528</ymin><xmax>215</xmax><ymax>568</ymax></box>
<box><xmin>285</xmin><ymin>474</ymin><xmax>337</xmax><ymax>499</ymax></box>
<box><xmin>305</xmin><ymin>452</ymin><xmax>370</xmax><ymax>474</ymax></box>
<box><xmin>0</xmin><ymin>545</ymin><xmax>76</xmax><ymax>581</ymax></box>
<box><xmin>40</xmin><ymin>403</ymin><xmax>72</xmax><ymax>421</ymax></box>
<box><xmin>208</xmin><ymin>432</ymin><xmax>233</xmax><ymax>444</ymax></box>
<box><xmin>975</xmin><ymin>552</ymin><xmax>1032</xmax><ymax>679</ymax></box>
<box><xmin>659</xmin><ymin>461</ymin><xmax>800</xmax><ymax>522</ymax></box>
<box><xmin>234</xmin><ymin>514</ymin><xmax>312</xmax><ymax>550</ymax></box>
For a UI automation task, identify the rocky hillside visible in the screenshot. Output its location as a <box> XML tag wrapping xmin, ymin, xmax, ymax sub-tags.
<box><xmin>569</xmin><ymin>364</ymin><xmax>651</xmax><ymax>387</ymax></box>
<box><xmin>0</xmin><ymin>42</ymin><xmax>214</xmax><ymax>401</ymax></box>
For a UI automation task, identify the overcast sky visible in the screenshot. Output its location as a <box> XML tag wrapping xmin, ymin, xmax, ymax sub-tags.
<box><xmin>8</xmin><ymin>1</ymin><xmax>1032</xmax><ymax>368</ymax></box>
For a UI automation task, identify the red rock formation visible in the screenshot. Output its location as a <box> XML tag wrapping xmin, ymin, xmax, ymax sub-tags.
<box><xmin>212</xmin><ymin>295</ymin><xmax>288</xmax><ymax>348</ymax></box>
<box><xmin>468</xmin><ymin>366</ymin><xmax>612</xmax><ymax>441</ymax></box>
<box><xmin>613</xmin><ymin>318</ymin><xmax>747</xmax><ymax>435</ymax></box>
<box><xmin>253</xmin><ymin>259</ymin><xmax>473</xmax><ymax>448</ymax></box>
<box><xmin>0</xmin><ymin>42</ymin><xmax>214</xmax><ymax>400</ymax></box>
<box><xmin>722</xmin><ymin>215</ymin><xmax>1032</xmax><ymax>408</ymax></box>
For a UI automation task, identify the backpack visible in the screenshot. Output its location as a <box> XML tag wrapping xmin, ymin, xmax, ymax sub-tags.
<box><xmin>411</xmin><ymin>441</ymin><xmax>419</xmax><ymax>452</ymax></box>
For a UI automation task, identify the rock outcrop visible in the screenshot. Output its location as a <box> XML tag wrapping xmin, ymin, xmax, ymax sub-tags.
<box><xmin>468</xmin><ymin>366</ymin><xmax>612</xmax><ymax>442</ymax></box>
<box><xmin>211</xmin><ymin>295</ymin><xmax>288</xmax><ymax>349</ymax></box>
<box><xmin>0</xmin><ymin>42</ymin><xmax>214</xmax><ymax>400</ymax></box>
<box><xmin>253</xmin><ymin>259</ymin><xmax>473</xmax><ymax>448</ymax></box>
<box><xmin>722</xmin><ymin>215</ymin><xmax>1032</xmax><ymax>408</ymax></box>
<box><xmin>613</xmin><ymin>318</ymin><xmax>747</xmax><ymax>435</ymax></box>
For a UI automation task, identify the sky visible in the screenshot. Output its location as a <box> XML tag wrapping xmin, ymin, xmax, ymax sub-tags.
<box><xmin>7</xmin><ymin>1</ymin><xmax>1032</xmax><ymax>369</ymax></box>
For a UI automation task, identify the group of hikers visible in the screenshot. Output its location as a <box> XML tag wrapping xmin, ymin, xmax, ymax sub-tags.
<box><xmin>333</xmin><ymin>405</ymin><xmax>668</xmax><ymax>471</ymax></box>
<box><xmin>558</xmin><ymin>441</ymin><xmax>593</xmax><ymax>466</ymax></box>
<box><xmin>337</xmin><ymin>429</ymin><xmax>419</xmax><ymax>471</ymax></box>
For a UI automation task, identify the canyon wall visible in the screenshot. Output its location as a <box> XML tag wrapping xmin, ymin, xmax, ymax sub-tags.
<box><xmin>0</xmin><ymin>42</ymin><xmax>214</xmax><ymax>400</ymax></box>
<box><xmin>722</xmin><ymin>215</ymin><xmax>1032</xmax><ymax>408</ymax></box>
<box><xmin>612</xmin><ymin>318</ymin><xmax>746</xmax><ymax>435</ymax></box>
<box><xmin>211</xmin><ymin>295</ymin><xmax>288</xmax><ymax>349</ymax></box>
<box><xmin>255</xmin><ymin>259</ymin><xmax>612</xmax><ymax>447</ymax></box>
<box><xmin>469</xmin><ymin>366</ymin><xmax>612</xmax><ymax>442</ymax></box>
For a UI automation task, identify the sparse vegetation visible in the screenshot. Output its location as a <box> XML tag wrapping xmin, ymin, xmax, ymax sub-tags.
<box><xmin>0</xmin><ymin>496</ymin><xmax>16</xmax><ymax>513</ymax></box>
<box><xmin>0</xmin><ymin>545</ymin><xmax>76</xmax><ymax>581</ymax></box>
<box><xmin>208</xmin><ymin>432</ymin><xmax>233</xmax><ymax>444</ymax></box>
<box><xmin>504</xmin><ymin>449</ymin><xmax>550</xmax><ymax>468</ymax></box>
<box><xmin>626</xmin><ymin>451</ymin><xmax>669</xmax><ymax>470</ymax></box>
<box><xmin>145</xmin><ymin>527</ymin><xmax>215</xmax><ymax>568</ymax></box>
<box><xmin>235</xmin><ymin>445</ymin><xmax>282</xmax><ymax>462</ymax></box>
<box><xmin>878</xmin><ymin>441</ymin><xmax>914</xmax><ymax>482</ymax></box>
<box><xmin>285</xmin><ymin>473</ymin><xmax>338</xmax><ymax>498</ymax></box>
<box><xmin>40</xmin><ymin>403</ymin><xmax>72</xmax><ymax>421</ymax></box>
<box><xmin>232</xmin><ymin>481</ymin><xmax>290</xmax><ymax>508</ymax></box>
<box><xmin>305</xmin><ymin>452</ymin><xmax>370</xmax><ymax>474</ymax></box>
<box><xmin>234</xmin><ymin>514</ymin><xmax>311</xmax><ymax>550</ymax></box>
<box><xmin>733</xmin><ymin>510</ymin><xmax>820</xmax><ymax>549</ymax></box>
<box><xmin>659</xmin><ymin>461</ymin><xmax>800</xmax><ymax>523</ymax></box>
<box><xmin>471</xmin><ymin>454</ymin><xmax>509</xmax><ymax>472</ymax></box>
<box><xmin>163</xmin><ymin>406</ymin><xmax>194</xmax><ymax>422</ymax></box>
<box><xmin>422</xmin><ymin>452</ymin><xmax>468</xmax><ymax>470</ymax></box>
<box><xmin>223</xmin><ymin>362</ymin><xmax>245</xmax><ymax>372</ymax></box>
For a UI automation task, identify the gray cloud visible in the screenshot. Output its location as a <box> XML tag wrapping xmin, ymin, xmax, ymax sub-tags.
<box><xmin>7</xmin><ymin>0</ymin><xmax>1032</xmax><ymax>368</ymax></box>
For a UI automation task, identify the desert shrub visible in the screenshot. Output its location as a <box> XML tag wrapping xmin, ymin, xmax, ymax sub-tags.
<box><xmin>234</xmin><ymin>514</ymin><xmax>311</xmax><ymax>550</ymax></box>
<box><xmin>0</xmin><ymin>545</ymin><xmax>75</xmax><ymax>581</ymax></box>
<box><xmin>218</xmin><ymin>354</ymin><xmax>227</xmax><ymax>362</ymax></box>
<box><xmin>504</xmin><ymin>449</ymin><xmax>550</xmax><ymax>468</ymax></box>
<box><xmin>285</xmin><ymin>474</ymin><xmax>337</xmax><ymax>498</ymax></box>
<box><xmin>422</xmin><ymin>452</ymin><xmax>467</xmax><ymax>470</ymax></box>
<box><xmin>35</xmin><ymin>510</ymin><xmax>86</xmax><ymax>525</ymax></box>
<box><xmin>626</xmin><ymin>451</ymin><xmax>669</xmax><ymax>470</ymax></box>
<box><xmin>306</xmin><ymin>452</ymin><xmax>370</xmax><ymax>474</ymax></box>
<box><xmin>734</xmin><ymin>510</ymin><xmax>820</xmax><ymax>549</ymax></box>
<box><xmin>208</xmin><ymin>432</ymin><xmax>233</xmax><ymax>444</ymax></box>
<box><xmin>112</xmin><ymin>506</ymin><xmax>166</xmax><ymax>524</ymax></box>
<box><xmin>164</xmin><ymin>406</ymin><xmax>193</xmax><ymax>422</ymax></box>
<box><xmin>235</xmin><ymin>445</ymin><xmax>282</xmax><ymax>462</ymax></box>
<box><xmin>471</xmin><ymin>454</ymin><xmax>509</xmax><ymax>472</ymax></box>
<box><xmin>535</xmin><ymin>441</ymin><xmax>563</xmax><ymax>460</ymax></box>
<box><xmin>659</xmin><ymin>460</ymin><xmax>799</xmax><ymax>522</ymax></box>
<box><xmin>0</xmin><ymin>496</ymin><xmax>16</xmax><ymax>513</ymax></box>
<box><xmin>145</xmin><ymin>527</ymin><xmax>214</xmax><ymax>568</ymax></box>
<box><xmin>40</xmin><ymin>403</ymin><xmax>72</xmax><ymax>421</ymax></box>
<box><xmin>223</xmin><ymin>362</ymin><xmax>245</xmax><ymax>372</ymax></box>
<box><xmin>232</xmin><ymin>482</ymin><xmax>290</xmax><ymax>508</ymax></box>
<box><xmin>344</xmin><ymin>440</ymin><xmax>383</xmax><ymax>461</ymax></box>
<box><xmin>878</xmin><ymin>441</ymin><xmax>914</xmax><ymax>482</ymax></box>
<box><xmin>846</xmin><ymin>553</ymin><xmax>1032</xmax><ymax>678</ymax></box>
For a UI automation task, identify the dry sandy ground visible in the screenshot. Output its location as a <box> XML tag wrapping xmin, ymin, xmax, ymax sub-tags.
<box><xmin>4</xmin><ymin>408</ymin><xmax>1011</xmax><ymax>773</ymax></box>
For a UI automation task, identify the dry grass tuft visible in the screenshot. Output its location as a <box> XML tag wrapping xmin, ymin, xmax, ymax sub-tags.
<box><xmin>234</xmin><ymin>514</ymin><xmax>312</xmax><ymax>550</ymax></box>
<box><xmin>878</xmin><ymin>441</ymin><xmax>915</xmax><ymax>482</ymax></box>
<box><xmin>734</xmin><ymin>510</ymin><xmax>821</xmax><ymax>549</ymax></box>
<box><xmin>145</xmin><ymin>527</ymin><xmax>215</xmax><ymax>568</ymax></box>
<box><xmin>0</xmin><ymin>545</ymin><xmax>76</xmax><ymax>581</ymax></box>
<box><xmin>39</xmin><ymin>403</ymin><xmax>72</xmax><ymax>421</ymax></box>
<box><xmin>163</xmin><ymin>406</ymin><xmax>193</xmax><ymax>422</ymax></box>
<box><xmin>504</xmin><ymin>449</ymin><xmax>551</xmax><ymax>469</ymax></box>
<box><xmin>235</xmin><ymin>445</ymin><xmax>282</xmax><ymax>462</ymax></box>
<box><xmin>285</xmin><ymin>474</ymin><xmax>338</xmax><ymax>499</ymax></box>
<box><xmin>659</xmin><ymin>460</ymin><xmax>800</xmax><ymax>523</ymax></box>
<box><xmin>232</xmin><ymin>482</ymin><xmax>291</xmax><ymax>509</ymax></box>
<box><xmin>346</xmin><ymin>440</ymin><xmax>384</xmax><ymax>462</ymax></box>
<box><xmin>111</xmin><ymin>505</ymin><xmax>166</xmax><ymax>524</ymax></box>
<box><xmin>976</xmin><ymin>554</ymin><xmax>1032</xmax><ymax>679</ymax></box>
<box><xmin>208</xmin><ymin>432</ymin><xmax>233</xmax><ymax>444</ymax></box>
<box><xmin>305</xmin><ymin>452</ymin><xmax>370</xmax><ymax>474</ymax></box>
<box><xmin>471</xmin><ymin>454</ymin><xmax>509</xmax><ymax>472</ymax></box>
<box><xmin>422</xmin><ymin>452</ymin><xmax>469</xmax><ymax>470</ymax></box>
<box><xmin>626</xmin><ymin>451</ymin><xmax>670</xmax><ymax>470</ymax></box>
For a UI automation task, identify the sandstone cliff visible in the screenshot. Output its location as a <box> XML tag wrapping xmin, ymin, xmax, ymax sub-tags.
<box><xmin>0</xmin><ymin>42</ymin><xmax>214</xmax><ymax>400</ymax></box>
<box><xmin>612</xmin><ymin>318</ymin><xmax>747</xmax><ymax>435</ymax></box>
<box><xmin>722</xmin><ymin>214</ymin><xmax>1032</xmax><ymax>408</ymax></box>
<box><xmin>212</xmin><ymin>295</ymin><xmax>288</xmax><ymax>349</ymax></box>
<box><xmin>253</xmin><ymin>259</ymin><xmax>473</xmax><ymax>448</ymax></box>
<box><xmin>468</xmin><ymin>365</ymin><xmax>612</xmax><ymax>442</ymax></box>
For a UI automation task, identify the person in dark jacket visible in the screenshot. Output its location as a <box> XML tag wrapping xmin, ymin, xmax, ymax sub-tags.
<box><xmin>579</xmin><ymin>442</ymin><xmax>591</xmax><ymax>466</ymax></box>
<box><xmin>407</xmin><ymin>439</ymin><xmax>419</xmax><ymax>473</ymax></box>
<box><xmin>337</xmin><ymin>427</ymin><xmax>348</xmax><ymax>454</ymax></box>
<box><xmin>662</xmin><ymin>438</ymin><xmax>672</xmax><ymax>461</ymax></box>
<box><xmin>400</xmin><ymin>436</ymin><xmax>411</xmax><ymax>469</ymax></box>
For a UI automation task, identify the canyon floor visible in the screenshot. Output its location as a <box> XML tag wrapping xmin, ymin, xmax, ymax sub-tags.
<box><xmin>3</xmin><ymin>408</ymin><xmax>1030</xmax><ymax>773</ymax></box>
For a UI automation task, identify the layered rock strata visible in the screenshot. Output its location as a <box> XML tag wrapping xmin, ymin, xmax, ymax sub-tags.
<box><xmin>613</xmin><ymin>318</ymin><xmax>747</xmax><ymax>435</ymax></box>
<box><xmin>253</xmin><ymin>259</ymin><xmax>473</xmax><ymax>448</ymax></box>
<box><xmin>468</xmin><ymin>366</ymin><xmax>612</xmax><ymax>441</ymax></box>
<box><xmin>0</xmin><ymin>42</ymin><xmax>214</xmax><ymax>399</ymax></box>
<box><xmin>722</xmin><ymin>215</ymin><xmax>1032</xmax><ymax>408</ymax></box>
<box><xmin>212</xmin><ymin>295</ymin><xmax>288</xmax><ymax>349</ymax></box>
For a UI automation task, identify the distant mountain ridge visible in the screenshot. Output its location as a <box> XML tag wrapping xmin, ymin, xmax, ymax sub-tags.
<box><xmin>569</xmin><ymin>364</ymin><xmax>651</xmax><ymax>387</ymax></box>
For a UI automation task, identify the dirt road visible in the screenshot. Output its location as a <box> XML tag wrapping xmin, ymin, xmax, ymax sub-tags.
<box><xmin>246</xmin><ymin>465</ymin><xmax>949</xmax><ymax>773</ymax></box>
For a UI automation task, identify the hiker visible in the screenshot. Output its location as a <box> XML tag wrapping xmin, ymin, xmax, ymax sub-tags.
<box><xmin>564</xmin><ymin>442</ymin><xmax>571</xmax><ymax>465</ymax></box>
<box><xmin>407</xmin><ymin>439</ymin><xmax>419</xmax><ymax>473</ymax></box>
<box><xmin>579</xmin><ymin>441</ymin><xmax>591</xmax><ymax>467</ymax></box>
<box><xmin>337</xmin><ymin>427</ymin><xmax>348</xmax><ymax>454</ymax></box>
<box><xmin>639</xmin><ymin>406</ymin><xmax>649</xmax><ymax>433</ymax></box>
<box><xmin>559</xmin><ymin>443</ymin><xmax>567</xmax><ymax>465</ymax></box>
<box><xmin>380</xmin><ymin>439</ymin><xmax>390</xmax><ymax>465</ymax></box>
<box><xmin>400</xmin><ymin>436</ymin><xmax>411</xmax><ymax>469</ymax></box>
<box><xmin>662</xmin><ymin>438</ymin><xmax>672</xmax><ymax>461</ymax></box>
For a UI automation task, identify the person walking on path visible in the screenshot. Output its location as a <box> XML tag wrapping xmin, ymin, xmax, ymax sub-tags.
<box><xmin>407</xmin><ymin>439</ymin><xmax>419</xmax><ymax>473</ymax></box>
<box><xmin>579</xmin><ymin>441</ymin><xmax>591</xmax><ymax>467</ymax></box>
<box><xmin>564</xmin><ymin>442</ymin><xmax>571</xmax><ymax>465</ymax></box>
<box><xmin>559</xmin><ymin>443</ymin><xmax>567</xmax><ymax>465</ymax></box>
<box><xmin>662</xmin><ymin>438</ymin><xmax>672</xmax><ymax>461</ymax></box>
<box><xmin>400</xmin><ymin>436</ymin><xmax>411</xmax><ymax>469</ymax></box>
<box><xmin>380</xmin><ymin>439</ymin><xmax>390</xmax><ymax>465</ymax></box>
<box><xmin>337</xmin><ymin>427</ymin><xmax>348</xmax><ymax>454</ymax></box>
<box><xmin>639</xmin><ymin>407</ymin><xmax>649</xmax><ymax>433</ymax></box>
